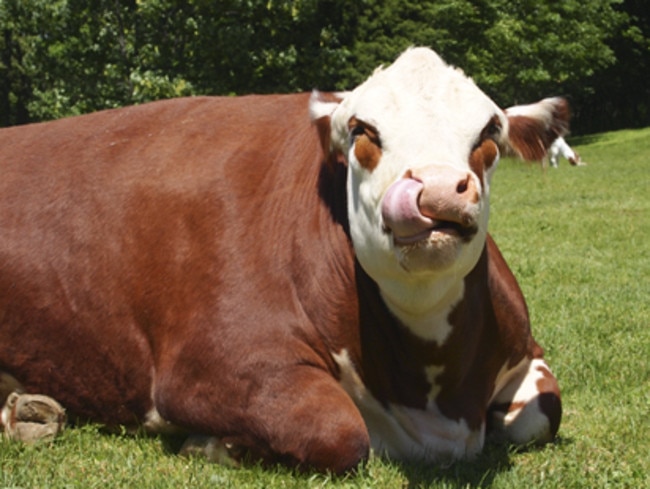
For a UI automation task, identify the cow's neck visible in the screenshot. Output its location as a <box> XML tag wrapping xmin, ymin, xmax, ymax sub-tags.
<box><xmin>354</xmin><ymin>262</ymin><xmax>456</xmax><ymax>410</ymax></box>
<box><xmin>375</xmin><ymin>273</ymin><xmax>465</xmax><ymax>345</ymax></box>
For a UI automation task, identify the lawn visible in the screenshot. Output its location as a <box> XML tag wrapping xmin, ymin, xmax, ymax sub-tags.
<box><xmin>1</xmin><ymin>127</ymin><xmax>648</xmax><ymax>488</ymax></box>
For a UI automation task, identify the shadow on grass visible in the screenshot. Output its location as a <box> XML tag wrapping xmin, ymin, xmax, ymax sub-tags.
<box><xmin>569</xmin><ymin>133</ymin><xmax>608</xmax><ymax>146</ymax></box>
<box><xmin>146</xmin><ymin>430</ymin><xmax>573</xmax><ymax>487</ymax></box>
<box><xmin>157</xmin><ymin>432</ymin><xmax>189</xmax><ymax>454</ymax></box>
<box><xmin>393</xmin><ymin>436</ymin><xmax>573</xmax><ymax>489</ymax></box>
<box><xmin>154</xmin><ymin>432</ymin><xmax>514</xmax><ymax>486</ymax></box>
<box><xmin>393</xmin><ymin>443</ymin><xmax>513</xmax><ymax>488</ymax></box>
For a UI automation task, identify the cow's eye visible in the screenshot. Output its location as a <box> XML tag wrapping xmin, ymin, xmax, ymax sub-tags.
<box><xmin>350</xmin><ymin>124</ymin><xmax>366</xmax><ymax>143</ymax></box>
<box><xmin>481</xmin><ymin>116</ymin><xmax>502</xmax><ymax>142</ymax></box>
<box><xmin>348</xmin><ymin>117</ymin><xmax>382</xmax><ymax>171</ymax></box>
<box><xmin>469</xmin><ymin>115</ymin><xmax>503</xmax><ymax>184</ymax></box>
<box><xmin>348</xmin><ymin>117</ymin><xmax>381</xmax><ymax>147</ymax></box>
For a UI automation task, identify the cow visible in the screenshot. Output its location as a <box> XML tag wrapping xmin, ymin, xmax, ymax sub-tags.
<box><xmin>548</xmin><ymin>137</ymin><xmax>585</xmax><ymax>167</ymax></box>
<box><xmin>0</xmin><ymin>47</ymin><xmax>564</xmax><ymax>473</ymax></box>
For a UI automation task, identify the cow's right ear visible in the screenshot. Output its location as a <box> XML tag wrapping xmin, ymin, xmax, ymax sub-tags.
<box><xmin>310</xmin><ymin>91</ymin><xmax>345</xmax><ymax>171</ymax></box>
<box><xmin>503</xmin><ymin>97</ymin><xmax>570</xmax><ymax>161</ymax></box>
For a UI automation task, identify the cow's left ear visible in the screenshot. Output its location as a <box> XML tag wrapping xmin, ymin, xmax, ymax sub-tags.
<box><xmin>310</xmin><ymin>91</ymin><xmax>346</xmax><ymax>171</ymax></box>
<box><xmin>502</xmin><ymin>97</ymin><xmax>570</xmax><ymax>161</ymax></box>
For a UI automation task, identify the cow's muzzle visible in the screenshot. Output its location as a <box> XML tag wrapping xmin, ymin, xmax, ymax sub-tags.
<box><xmin>381</xmin><ymin>166</ymin><xmax>480</xmax><ymax>245</ymax></box>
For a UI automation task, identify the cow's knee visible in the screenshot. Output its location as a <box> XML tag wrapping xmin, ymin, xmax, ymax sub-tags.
<box><xmin>488</xmin><ymin>358</ymin><xmax>561</xmax><ymax>445</ymax></box>
<box><xmin>253</xmin><ymin>372</ymin><xmax>370</xmax><ymax>473</ymax></box>
<box><xmin>157</xmin><ymin>365</ymin><xmax>369</xmax><ymax>474</ymax></box>
<box><xmin>285</xmin><ymin>406</ymin><xmax>370</xmax><ymax>474</ymax></box>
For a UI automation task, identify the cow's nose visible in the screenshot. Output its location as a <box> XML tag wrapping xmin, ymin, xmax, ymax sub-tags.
<box><xmin>381</xmin><ymin>165</ymin><xmax>480</xmax><ymax>244</ymax></box>
<box><xmin>407</xmin><ymin>166</ymin><xmax>479</xmax><ymax>220</ymax></box>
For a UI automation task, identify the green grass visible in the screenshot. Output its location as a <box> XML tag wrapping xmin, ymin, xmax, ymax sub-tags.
<box><xmin>1</xmin><ymin>128</ymin><xmax>649</xmax><ymax>488</ymax></box>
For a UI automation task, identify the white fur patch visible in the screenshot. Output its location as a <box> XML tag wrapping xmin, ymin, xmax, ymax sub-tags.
<box><xmin>425</xmin><ymin>364</ymin><xmax>445</xmax><ymax>403</ymax></box>
<box><xmin>491</xmin><ymin>358</ymin><xmax>549</xmax><ymax>407</ymax></box>
<box><xmin>489</xmin><ymin>358</ymin><xmax>555</xmax><ymax>443</ymax></box>
<box><xmin>379</xmin><ymin>278</ymin><xmax>465</xmax><ymax>344</ymax></box>
<box><xmin>490</xmin><ymin>357</ymin><xmax>529</xmax><ymax>405</ymax></box>
<box><xmin>142</xmin><ymin>407</ymin><xmax>182</xmax><ymax>434</ymax></box>
<box><xmin>505</xmin><ymin>97</ymin><xmax>560</xmax><ymax>119</ymax></box>
<box><xmin>308</xmin><ymin>91</ymin><xmax>339</xmax><ymax>121</ymax></box>
<box><xmin>308</xmin><ymin>90</ymin><xmax>349</xmax><ymax>122</ymax></box>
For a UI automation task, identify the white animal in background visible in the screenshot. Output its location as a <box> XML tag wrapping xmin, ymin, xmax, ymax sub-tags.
<box><xmin>548</xmin><ymin>137</ymin><xmax>586</xmax><ymax>167</ymax></box>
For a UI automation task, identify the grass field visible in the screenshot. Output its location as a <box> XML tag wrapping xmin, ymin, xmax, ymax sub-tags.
<box><xmin>1</xmin><ymin>127</ymin><xmax>648</xmax><ymax>488</ymax></box>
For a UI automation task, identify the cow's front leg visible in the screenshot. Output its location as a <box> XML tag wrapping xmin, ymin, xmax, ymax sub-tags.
<box><xmin>488</xmin><ymin>358</ymin><xmax>561</xmax><ymax>446</ymax></box>
<box><xmin>157</xmin><ymin>364</ymin><xmax>370</xmax><ymax>474</ymax></box>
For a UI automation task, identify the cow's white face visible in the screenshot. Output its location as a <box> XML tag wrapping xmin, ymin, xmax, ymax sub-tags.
<box><xmin>327</xmin><ymin>48</ymin><xmax>505</xmax><ymax>314</ymax></box>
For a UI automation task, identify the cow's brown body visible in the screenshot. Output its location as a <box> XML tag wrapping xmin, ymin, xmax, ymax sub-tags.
<box><xmin>0</xmin><ymin>95</ymin><xmax>366</xmax><ymax>469</ymax></box>
<box><xmin>0</xmin><ymin>49</ymin><xmax>563</xmax><ymax>473</ymax></box>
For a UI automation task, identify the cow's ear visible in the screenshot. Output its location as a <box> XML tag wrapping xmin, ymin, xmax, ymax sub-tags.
<box><xmin>503</xmin><ymin>97</ymin><xmax>570</xmax><ymax>161</ymax></box>
<box><xmin>310</xmin><ymin>91</ymin><xmax>346</xmax><ymax>170</ymax></box>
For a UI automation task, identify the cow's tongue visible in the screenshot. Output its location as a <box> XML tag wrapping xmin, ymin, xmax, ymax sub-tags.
<box><xmin>381</xmin><ymin>179</ymin><xmax>436</xmax><ymax>243</ymax></box>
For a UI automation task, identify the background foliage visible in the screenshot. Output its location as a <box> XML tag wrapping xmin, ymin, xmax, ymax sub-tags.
<box><xmin>1</xmin><ymin>0</ymin><xmax>648</xmax><ymax>133</ymax></box>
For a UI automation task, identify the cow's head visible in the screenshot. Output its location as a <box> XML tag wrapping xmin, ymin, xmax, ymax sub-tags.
<box><xmin>311</xmin><ymin>48</ymin><xmax>567</xmax><ymax>321</ymax></box>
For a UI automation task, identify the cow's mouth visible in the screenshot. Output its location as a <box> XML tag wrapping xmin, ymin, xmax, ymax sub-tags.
<box><xmin>390</xmin><ymin>220</ymin><xmax>478</xmax><ymax>246</ymax></box>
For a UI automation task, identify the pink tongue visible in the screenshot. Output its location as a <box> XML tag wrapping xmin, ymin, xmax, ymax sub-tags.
<box><xmin>381</xmin><ymin>179</ymin><xmax>434</xmax><ymax>241</ymax></box>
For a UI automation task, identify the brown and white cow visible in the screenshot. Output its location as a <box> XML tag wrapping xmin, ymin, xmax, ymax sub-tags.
<box><xmin>0</xmin><ymin>48</ymin><xmax>564</xmax><ymax>473</ymax></box>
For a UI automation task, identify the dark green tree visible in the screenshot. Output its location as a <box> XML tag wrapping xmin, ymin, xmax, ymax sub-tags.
<box><xmin>574</xmin><ymin>0</ymin><xmax>650</xmax><ymax>133</ymax></box>
<box><xmin>340</xmin><ymin>0</ymin><xmax>625</xmax><ymax>109</ymax></box>
<box><xmin>0</xmin><ymin>0</ymin><xmax>647</xmax><ymax>133</ymax></box>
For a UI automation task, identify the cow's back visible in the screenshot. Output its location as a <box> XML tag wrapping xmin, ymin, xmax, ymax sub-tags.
<box><xmin>0</xmin><ymin>94</ymin><xmax>355</xmax><ymax>427</ymax></box>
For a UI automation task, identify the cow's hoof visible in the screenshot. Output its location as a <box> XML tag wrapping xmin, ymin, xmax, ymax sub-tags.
<box><xmin>1</xmin><ymin>392</ymin><xmax>66</xmax><ymax>443</ymax></box>
<box><xmin>179</xmin><ymin>435</ymin><xmax>242</xmax><ymax>467</ymax></box>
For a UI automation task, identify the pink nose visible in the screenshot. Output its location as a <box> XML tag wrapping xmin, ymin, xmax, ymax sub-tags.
<box><xmin>381</xmin><ymin>165</ymin><xmax>479</xmax><ymax>244</ymax></box>
<box><xmin>409</xmin><ymin>165</ymin><xmax>479</xmax><ymax>218</ymax></box>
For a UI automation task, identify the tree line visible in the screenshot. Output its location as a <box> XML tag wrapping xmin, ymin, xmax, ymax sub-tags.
<box><xmin>1</xmin><ymin>0</ymin><xmax>648</xmax><ymax>134</ymax></box>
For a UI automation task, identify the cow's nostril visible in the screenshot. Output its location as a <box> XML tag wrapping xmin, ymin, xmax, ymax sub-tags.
<box><xmin>456</xmin><ymin>176</ymin><xmax>469</xmax><ymax>194</ymax></box>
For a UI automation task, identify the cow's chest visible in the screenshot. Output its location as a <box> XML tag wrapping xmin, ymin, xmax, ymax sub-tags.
<box><xmin>332</xmin><ymin>350</ymin><xmax>485</xmax><ymax>462</ymax></box>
